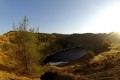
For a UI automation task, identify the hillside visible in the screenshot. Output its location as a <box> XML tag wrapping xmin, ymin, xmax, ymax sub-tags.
<box><xmin>0</xmin><ymin>35</ymin><xmax>40</xmax><ymax>80</ymax></box>
<box><xmin>41</xmin><ymin>43</ymin><xmax>120</xmax><ymax>80</ymax></box>
<box><xmin>0</xmin><ymin>31</ymin><xmax>68</xmax><ymax>80</ymax></box>
<box><xmin>72</xmin><ymin>43</ymin><xmax>120</xmax><ymax>79</ymax></box>
<box><xmin>0</xmin><ymin>32</ymin><xmax>120</xmax><ymax>80</ymax></box>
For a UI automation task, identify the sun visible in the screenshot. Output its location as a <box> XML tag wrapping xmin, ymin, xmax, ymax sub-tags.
<box><xmin>84</xmin><ymin>3</ymin><xmax>120</xmax><ymax>33</ymax></box>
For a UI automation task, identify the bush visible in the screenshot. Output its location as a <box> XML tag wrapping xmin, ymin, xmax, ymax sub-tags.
<box><xmin>84</xmin><ymin>51</ymin><xmax>95</xmax><ymax>60</ymax></box>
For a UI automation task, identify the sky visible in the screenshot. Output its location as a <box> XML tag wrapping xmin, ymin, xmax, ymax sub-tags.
<box><xmin>0</xmin><ymin>0</ymin><xmax>120</xmax><ymax>34</ymax></box>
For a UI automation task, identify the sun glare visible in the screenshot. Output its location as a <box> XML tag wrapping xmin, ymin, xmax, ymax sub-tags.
<box><xmin>84</xmin><ymin>3</ymin><xmax>120</xmax><ymax>33</ymax></box>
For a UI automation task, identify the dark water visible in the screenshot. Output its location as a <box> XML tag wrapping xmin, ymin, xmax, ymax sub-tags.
<box><xmin>49</xmin><ymin>48</ymin><xmax>86</xmax><ymax>66</ymax></box>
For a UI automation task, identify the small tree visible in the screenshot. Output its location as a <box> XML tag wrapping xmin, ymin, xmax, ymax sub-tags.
<box><xmin>14</xmin><ymin>17</ymin><xmax>40</xmax><ymax>76</ymax></box>
<box><xmin>84</xmin><ymin>51</ymin><xmax>95</xmax><ymax>60</ymax></box>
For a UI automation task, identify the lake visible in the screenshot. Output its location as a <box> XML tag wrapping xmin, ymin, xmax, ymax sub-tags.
<box><xmin>48</xmin><ymin>47</ymin><xmax>86</xmax><ymax>66</ymax></box>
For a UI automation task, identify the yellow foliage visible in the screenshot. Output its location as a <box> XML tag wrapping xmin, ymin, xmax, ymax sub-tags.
<box><xmin>0</xmin><ymin>35</ymin><xmax>8</xmax><ymax>42</ymax></box>
<box><xmin>90</xmin><ymin>43</ymin><xmax>120</xmax><ymax>64</ymax></box>
<box><xmin>0</xmin><ymin>71</ymin><xmax>40</xmax><ymax>80</ymax></box>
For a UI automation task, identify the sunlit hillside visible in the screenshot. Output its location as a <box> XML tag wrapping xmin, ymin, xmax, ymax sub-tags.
<box><xmin>43</xmin><ymin>43</ymin><xmax>120</xmax><ymax>80</ymax></box>
<box><xmin>1</xmin><ymin>0</ymin><xmax>120</xmax><ymax>80</ymax></box>
<box><xmin>0</xmin><ymin>35</ymin><xmax>40</xmax><ymax>80</ymax></box>
<box><xmin>0</xmin><ymin>31</ymin><xmax>120</xmax><ymax>80</ymax></box>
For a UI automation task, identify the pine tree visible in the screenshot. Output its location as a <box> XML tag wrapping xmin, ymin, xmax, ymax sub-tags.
<box><xmin>14</xmin><ymin>17</ymin><xmax>40</xmax><ymax>75</ymax></box>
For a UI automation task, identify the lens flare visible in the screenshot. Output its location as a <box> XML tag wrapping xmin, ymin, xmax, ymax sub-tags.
<box><xmin>84</xmin><ymin>3</ymin><xmax>120</xmax><ymax>33</ymax></box>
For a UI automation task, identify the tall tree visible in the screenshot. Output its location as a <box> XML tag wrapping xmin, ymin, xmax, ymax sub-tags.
<box><xmin>14</xmin><ymin>17</ymin><xmax>40</xmax><ymax>75</ymax></box>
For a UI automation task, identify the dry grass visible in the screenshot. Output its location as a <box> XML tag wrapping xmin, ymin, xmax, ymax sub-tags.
<box><xmin>90</xmin><ymin>43</ymin><xmax>120</xmax><ymax>64</ymax></box>
<box><xmin>0</xmin><ymin>70</ymin><xmax>40</xmax><ymax>80</ymax></box>
<box><xmin>47</xmin><ymin>43</ymin><xmax>120</xmax><ymax>80</ymax></box>
<box><xmin>1</xmin><ymin>34</ymin><xmax>120</xmax><ymax>80</ymax></box>
<box><xmin>0</xmin><ymin>35</ymin><xmax>40</xmax><ymax>80</ymax></box>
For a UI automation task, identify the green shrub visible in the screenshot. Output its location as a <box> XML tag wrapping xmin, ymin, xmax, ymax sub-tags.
<box><xmin>84</xmin><ymin>51</ymin><xmax>95</xmax><ymax>60</ymax></box>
